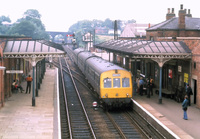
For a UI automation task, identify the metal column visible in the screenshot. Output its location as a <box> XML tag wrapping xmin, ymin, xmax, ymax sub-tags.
<box><xmin>159</xmin><ymin>67</ymin><xmax>163</xmax><ymax>104</ymax></box>
<box><xmin>32</xmin><ymin>66</ymin><xmax>35</xmax><ymax>106</ymax></box>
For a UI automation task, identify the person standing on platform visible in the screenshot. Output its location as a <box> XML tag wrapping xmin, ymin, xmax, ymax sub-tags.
<box><xmin>133</xmin><ymin>79</ymin><xmax>137</xmax><ymax>96</ymax></box>
<box><xmin>25</xmin><ymin>75</ymin><xmax>33</xmax><ymax>94</ymax></box>
<box><xmin>139</xmin><ymin>77</ymin><xmax>144</xmax><ymax>96</ymax></box>
<box><xmin>186</xmin><ymin>84</ymin><xmax>193</xmax><ymax>106</ymax></box>
<box><xmin>149</xmin><ymin>78</ymin><xmax>154</xmax><ymax>96</ymax></box>
<box><xmin>182</xmin><ymin>95</ymin><xmax>189</xmax><ymax>120</ymax></box>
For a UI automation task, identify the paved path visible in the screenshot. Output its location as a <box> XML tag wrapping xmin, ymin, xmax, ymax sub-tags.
<box><xmin>0</xmin><ymin>68</ymin><xmax>58</xmax><ymax>139</ymax></box>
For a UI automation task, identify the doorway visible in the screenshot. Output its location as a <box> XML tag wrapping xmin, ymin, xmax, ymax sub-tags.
<box><xmin>191</xmin><ymin>79</ymin><xmax>197</xmax><ymax>104</ymax></box>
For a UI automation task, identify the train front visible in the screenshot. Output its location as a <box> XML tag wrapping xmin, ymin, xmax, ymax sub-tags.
<box><xmin>100</xmin><ymin>69</ymin><xmax>133</xmax><ymax>107</ymax></box>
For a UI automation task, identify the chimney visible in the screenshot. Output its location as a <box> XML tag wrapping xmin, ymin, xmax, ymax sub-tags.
<box><xmin>178</xmin><ymin>4</ymin><xmax>186</xmax><ymax>29</ymax></box>
<box><xmin>166</xmin><ymin>8</ymin><xmax>175</xmax><ymax>20</ymax></box>
<box><xmin>186</xmin><ymin>9</ymin><xmax>192</xmax><ymax>17</ymax></box>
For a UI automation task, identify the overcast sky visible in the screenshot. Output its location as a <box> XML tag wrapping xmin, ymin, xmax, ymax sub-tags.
<box><xmin>0</xmin><ymin>0</ymin><xmax>199</xmax><ymax>32</ymax></box>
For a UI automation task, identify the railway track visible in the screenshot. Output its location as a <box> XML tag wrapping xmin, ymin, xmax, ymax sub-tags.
<box><xmin>58</xmin><ymin>57</ymin><xmax>96</xmax><ymax>139</ymax></box>
<box><xmin>54</xmin><ymin>46</ymin><xmax>167</xmax><ymax>139</ymax></box>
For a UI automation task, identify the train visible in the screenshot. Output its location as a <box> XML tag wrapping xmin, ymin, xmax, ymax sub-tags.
<box><xmin>69</xmin><ymin>47</ymin><xmax>133</xmax><ymax>108</ymax></box>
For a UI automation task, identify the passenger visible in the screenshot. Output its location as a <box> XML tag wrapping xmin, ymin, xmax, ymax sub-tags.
<box><xmin>133</xmin><ymin>79</ymin><xmax>137</xmax><ymax>96</ymax></box>
<box><xmin>147</xmin><ymin>78</ymin><xmax>150</xmax><ymax>98</ymax></box>
<box><xmin>136</xmin><ymin>77</ymin><xmax>140</xmax><ymax>93</ymax></box>
<box><xmin>139</xmin><ymin>77</ymin><xmax>144</xmax><ymax>96</ymax></box>
<box><xmin>182</xmin><ymin>95</ymin><xmax>189</xmax><ymax>120</ymax></box>
<box><xmin>186</xmin><ymin>84</ymin><xmax>193</xmax><ymax>106</ymax></box>
<box><xmin>11</xmin><ymin>80</ymin><xmax>17</xmax><ymax>92</ymax></box>
<box><xmin>15</xmin><ymin>80</ymin><xmax>24</xmax><ymax>93</ymax></box>
<box><xmin>149</xmin><ymin>78</ymin><xmax>154</xmax><ymax>96</ymax></box>
<box><xmin>25</xmin><ymin>75</ymin><xmax>33</xmax><ymax>94</ymax></box>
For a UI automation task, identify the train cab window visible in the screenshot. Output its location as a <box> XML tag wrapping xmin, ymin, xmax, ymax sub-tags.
<box><xmin>104</xmin><ymin>78</ymin><xmax>111</xmax><ymax>88</ymax></box>
<box><xmin>122</xmin><ymin>78</ymin><xmax>130</xmax><ymax>87</ymax></box>
<box><xmin>113</xmin><ymin>78</ymin><xmax>121</xmax><ymax>88</ymax></box>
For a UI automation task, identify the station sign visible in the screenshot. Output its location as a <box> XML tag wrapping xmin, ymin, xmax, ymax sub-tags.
<box><xmin>6</xmin><ymin>70</ymin><xmax>23</xmax><ymax>74</ymax></box>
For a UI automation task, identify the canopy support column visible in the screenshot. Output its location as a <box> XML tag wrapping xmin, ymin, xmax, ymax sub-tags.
<box><xmin>151</xmin><ymin>56</ymin><xmax>170</xmax><ymax>104</ymax></box>
<box><xmin>25</xmin><ymin>56</ymin><xmax>43</xmax><ymax>106</ymax></box>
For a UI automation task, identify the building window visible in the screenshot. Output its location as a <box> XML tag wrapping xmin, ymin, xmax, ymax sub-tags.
<box><xmin>150</xmin><ymin>36</ymin><xmax>154</xmax><ymax>41</ymax></box>
<box><xmin>194</xmin><ymin>62</ymin><xmax>196</xmax><ymax>69</ymax></box>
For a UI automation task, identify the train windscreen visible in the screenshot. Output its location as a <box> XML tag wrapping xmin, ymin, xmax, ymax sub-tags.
<box><xmin>113</xmin><ymin>78</ymin><xmax>121</xmax><ymax>88</ymax></box>
<box><xmin>104</xmin><ymin>78</ymin><xmax>111</xmax><ymax>88</ymax></box>
<box><xmin>122</xmin><ymin>78</ymin><xmax>130</xmax><ymax>87</ymax></box>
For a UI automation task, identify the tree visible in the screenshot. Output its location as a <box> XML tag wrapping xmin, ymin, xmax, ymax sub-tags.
<box><xmin>8</xmin><ymin>21</ymin><xmax>36</xmax><ymax>37</ymax></box>
<box><xmin>0</xmin><ymin>16</ymin><xmax>11</xmax><ymax>35</ymax></box>
<box><xmin>102</xmin><ymin>18</ymin><xmax>113</xmax><ymax>29</ymax></box>
<box><xmin>0</xmin><ymin>16</ymin><xmax>11</xmax><ymax>24</ymax></box>
<box><xmin>23</xmin><ymin>9</ymin><xmax>41</xmax><ymax>19</ymax></box>
<box><xmin>8</xmin><ymin>9</ymin><xmax>49</xmax><ymax>39</ymax></box>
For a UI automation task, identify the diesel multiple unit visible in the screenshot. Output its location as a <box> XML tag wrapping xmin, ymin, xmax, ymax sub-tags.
<box><xmin>71</xmin><ymin>48</ymin><xmax>133</xmax><ymax>108</ymax></box>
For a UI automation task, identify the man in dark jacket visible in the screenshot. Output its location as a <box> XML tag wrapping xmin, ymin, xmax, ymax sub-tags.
<box><xmin>186</xmin><ymin>84</ymin><xmax>192</xmax><ymax>106</ymax></box>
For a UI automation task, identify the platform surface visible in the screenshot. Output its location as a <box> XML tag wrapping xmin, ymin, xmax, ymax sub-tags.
<box><xmin>134</xmin><ymin>92</ymin><xmax>200</xmax><ymax>139</ymax></box>
<box><xmin>0</xmin><ymin>68</ymin><xmax>58</xmax><ymax>139</ymax></box>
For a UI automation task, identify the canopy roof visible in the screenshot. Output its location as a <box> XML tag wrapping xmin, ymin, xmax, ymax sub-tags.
<box><xmin>3</xmin><ymin>39</ymin><xmax>65</xmax><ymax>58</ymax></box>
<box><xmin>94</xmin><ymin>39</ymin><xmax>191</xmax><ymax>58</ymax></box>
<box><xmin>94</xmin><ymin>39</ymin><xmax>192</xmax><ymax>67</ymax></box>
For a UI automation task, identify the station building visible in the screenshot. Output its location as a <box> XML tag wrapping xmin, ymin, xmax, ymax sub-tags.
<box><xmin>95</xmin><ymin>4</ymin><xmax>200</xmax><ymax>108</ymax></box>
<box><xmin>146</xmin><ymin>4</ymin><xmax>200</xmax><ymax>108</ymax></box>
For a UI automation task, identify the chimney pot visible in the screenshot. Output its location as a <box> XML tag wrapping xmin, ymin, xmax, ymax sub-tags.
<box><xmin>168</xmin><ymin>8</ymin><xmax>170</xmax><ymax>14</ymax></box>
<box><xmin>180</xmin><ymin>4</ymin><xmax>183</xmax><ymax>10</ymax></box>
<box><xmin>172</xmin><ymin>8</ymin><xmax>174</xmax><ymax>13</ymax></box>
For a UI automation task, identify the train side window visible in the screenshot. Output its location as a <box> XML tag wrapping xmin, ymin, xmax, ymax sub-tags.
<box><xmin>113</xmin><ymin>78</ymin><xmax>120</xmax><ymax>88</ymax></box>
<box><xmin>122</xmin><ymin>78</ymin><xmax>130</xmax><ymax>87</ymax></box>
<box><xmin>104</xmin><ymin>78</ymin><xmax>111</xmax><ymax>88</ymax></box>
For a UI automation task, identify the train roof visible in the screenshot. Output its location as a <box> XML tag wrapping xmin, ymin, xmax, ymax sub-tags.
<box><xmin>73</xmin><ymin>48</ymin><xmax>127</xmax><ymax>74</ymax></box>
<box><xmin>78</xmin><ymin>51</ymin><xmax>97</xmax><ymax>61</ymax></box>
<box><xmin>87</xmin><ymin>56</ymin><xmax>125</xmax><ymax>74</ymax></box>
<box><xmin>73</xmin><ymin>48</ymin><xmax>85</xmax><ymax>55</ymax></box>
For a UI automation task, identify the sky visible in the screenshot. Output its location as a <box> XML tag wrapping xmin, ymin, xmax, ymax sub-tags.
<box><xmin>0</xmin><ymin>0</ymin><xmax>199</xmax><ymax>32</ymax></box>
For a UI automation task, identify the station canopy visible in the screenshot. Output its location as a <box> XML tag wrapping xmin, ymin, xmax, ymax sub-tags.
<box><xmin>94</xmin><ymin>39</ymin><xmax>192</xmax><ymax>59</ymax></box>
<box><xmin>3</xmin><ymin>39</ymin><xmax>65</xmax><ymax>58</ymax></box>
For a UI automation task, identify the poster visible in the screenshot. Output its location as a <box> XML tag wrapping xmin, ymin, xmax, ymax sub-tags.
<box><xmin>184</xmin><ymin>73</ymin><xmax>189</xmax><ymax>83</ymax></box>
<box><xmin>169</xmin><ymin>69</ymin><xmax>172</xmax><ymax>78</ymax></box>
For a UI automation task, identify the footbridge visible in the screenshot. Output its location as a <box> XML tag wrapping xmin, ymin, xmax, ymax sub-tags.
<box><xmin>46</xmin><ymin>31</ymin><xmax>74</xmax><ymax>43</ymax></box>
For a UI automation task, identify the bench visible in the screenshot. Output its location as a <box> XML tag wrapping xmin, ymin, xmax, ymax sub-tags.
<box><xmin>155</xmin><ymin>88</ymin><xmax>175</xmax><ymax>98</ymax></box>
<box><xmin>11</xmin><ymin>85</ymin><xmax>19</xmax><ymax>93</ymax></box>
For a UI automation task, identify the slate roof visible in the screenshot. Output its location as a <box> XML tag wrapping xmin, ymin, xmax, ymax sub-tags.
<box><xmin>146</xmin><ymin>17</ymin><xmax>200</xmax><ymax>31</ymax></box>
<box><xmin>120</xmin><ymin>23</ymin><xmax>150</xmax><ymax>38</ymax></box>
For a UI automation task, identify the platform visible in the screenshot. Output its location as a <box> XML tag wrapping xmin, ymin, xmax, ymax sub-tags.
<box><xmin>0</xmin><ymin>67</ymin><xmax>199</xmax><ymax>139</ymax></box>
<box><xmin>0</xmin><ymin>67</ymin><xmax>59</xmax><ymax>139</ymax></box>
<box><xmin>133</xmin><ymin>92</ymin><xmax>200</xmax><ymax>139</ymax></box>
